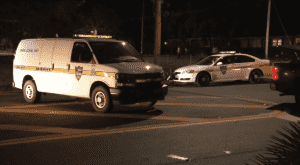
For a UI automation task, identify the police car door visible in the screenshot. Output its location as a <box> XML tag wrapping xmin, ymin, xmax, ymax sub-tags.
<box><xmin>235</xmin><ymin>55</ymin><xmax>256</xmax><ymax>79</ymax></box>
<box><xmin>68</xmin><ymin>42</ymin><xmax>94</xmax><ymax>97</ymax></box>
<box><xmin>214</xmin><ymin>56</ymin><xmax>236</xmax><ymax>81</ymax></box>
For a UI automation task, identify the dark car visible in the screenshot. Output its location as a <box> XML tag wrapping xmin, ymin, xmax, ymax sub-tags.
<box><xmin>269</xmin><ymin>45</ymin><xmax>300</xmax><ymax>104</ymax></box>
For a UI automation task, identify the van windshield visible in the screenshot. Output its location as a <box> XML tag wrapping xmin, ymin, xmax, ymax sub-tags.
<box><xmin>89</xmin><ymin>42</ymin><xmax>143</xmax><ymax>64</ymax></box>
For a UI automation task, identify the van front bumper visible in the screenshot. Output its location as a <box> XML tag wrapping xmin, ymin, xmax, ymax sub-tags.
<box><xmin>110</xmin><ymin>84</ymin><xmax>168</xmax><ymax>104</ymax></box>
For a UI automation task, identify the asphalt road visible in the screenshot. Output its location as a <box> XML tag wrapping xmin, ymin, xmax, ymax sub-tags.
<box><xmin>0</xmin><ymin>81</ymin><xmax>299</xmax><ymax>165</ymax></box>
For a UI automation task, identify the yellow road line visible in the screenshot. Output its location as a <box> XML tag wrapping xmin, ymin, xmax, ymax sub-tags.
<box><xmin>0</xmin><ymin>110</ymin><xmax>286</xmax><ymax>146</ymax></box>
<box><xmin>156</xmin><ymin>102</ymin><xmax>269</xmax><ymax>108</ymax></box>
<box><xmin>0</xmin><ymin>125</ymin><xmax>77</xmax><ymax>134</ymax></box>
<box><xmin>1</xmin><ymin>101</ymin><xmax>272</xmax><ymax>124</ymax></box>
<box><xmin>166</xmin><ymin>95</ymin><xmax>277</xmax><ymax>106</ymax></box>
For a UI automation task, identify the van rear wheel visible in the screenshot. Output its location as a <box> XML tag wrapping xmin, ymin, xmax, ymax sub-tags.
<box><xmin>91</xmin><ymin>86</ymin><xmax>113</xmax><ymax>113</ymax></box>
<box><xmin>23</xmin><ymin>80</ymin><xmax>41</xmax><ymax>103</ymax></box>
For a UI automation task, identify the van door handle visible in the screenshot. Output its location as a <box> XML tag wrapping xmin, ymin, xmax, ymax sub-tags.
<box><xmin>52</xmin><ymin>63</ymin><xmax>54</xmax><ymax>70</ymax></box>
<box><xmin>67</xmin><ymin>64</ymin><xmax>70</xmax><ymax>71</ymax></box>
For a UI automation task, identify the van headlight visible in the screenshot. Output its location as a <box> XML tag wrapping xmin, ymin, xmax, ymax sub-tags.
<box><xmin>115</xmin><ymin>73</ymin><xmax>135</xmax><ymax>87</ymax></box>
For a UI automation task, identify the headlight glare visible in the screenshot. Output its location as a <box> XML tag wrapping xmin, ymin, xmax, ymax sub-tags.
<box><xmin>182</xmin><ymin>70</ymin><xmax>195</xmax><ymax>74</ymax></box>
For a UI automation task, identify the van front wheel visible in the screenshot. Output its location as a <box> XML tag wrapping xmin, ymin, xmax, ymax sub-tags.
<box><xmin>91</xmin><ymin>86</ymin><xmax>113</xmax><ymax>113</ymax></box>
<box><xmin>23</xmin><ymin>80</ymin><xmax>41</xmax><ymax>103</ymax></box>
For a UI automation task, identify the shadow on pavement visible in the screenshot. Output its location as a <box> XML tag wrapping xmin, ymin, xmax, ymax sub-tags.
<box><xmin>0</xmin><ymin>91</ymin><xmax>164</xmax><ymax>131</ymax></box>
<box><xmin>267</xmin><ymin>103</ymin><xmax>300</xmax><ymax>117</ymax></box>
<box><xmin>168</xmin><ymin>79</ymin><xmax>271</xmax><ymax>88</ymax></box>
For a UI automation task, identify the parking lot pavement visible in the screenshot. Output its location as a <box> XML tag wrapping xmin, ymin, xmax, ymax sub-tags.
<box><xmin>0</xmin><ymin>111</ymin><xmax>295</xmax><ymax>165</ymax></box>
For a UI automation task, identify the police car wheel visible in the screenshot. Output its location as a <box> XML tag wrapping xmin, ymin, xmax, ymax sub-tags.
<box><xmin>91</xmin><ymin>86</ymin><xmax>112</xmax><ymax>113</ymax></box>
<box><xmin>196</xmin><ymin>73</ymin><xmax>210</xmax><ymax>87</ymax></box>
<box><xmin>249</xmin><ymin>70</ymin><xmax>261</xmax><ymax>83</ymax></box>
<box><xmin>23</xmin><ymin>80</ymin><xmax>41</xmax><ymax>104</ymax></box>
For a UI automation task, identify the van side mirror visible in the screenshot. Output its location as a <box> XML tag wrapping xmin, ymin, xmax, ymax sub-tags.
<box><xmin>216</xmin><ymin>62</ymin><xmax>223</xmax><ymax>65</ymax></box>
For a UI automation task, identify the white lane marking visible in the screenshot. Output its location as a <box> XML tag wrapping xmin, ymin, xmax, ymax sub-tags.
<box><xmin>167</xmin><ymin>154</ymin><xmax>190</xmax><ymax>161</ymax></box>
<box><xmin>224</xmin><ymin>151</ymin><xmax>232</xmax><ymax>154</ymax></box>
<box><xmin>0</xmin><ymin>111</ymin><xmax>285</xmax><ymax>146</ymax></box>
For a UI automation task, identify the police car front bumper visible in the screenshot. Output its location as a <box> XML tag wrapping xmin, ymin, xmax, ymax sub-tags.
<box><xmin>109</xmin><ymin>84</ymin><xmax>168</xmax><ymax>104</ymax></box>
<box><xmin>167</xmin><ymin>72</ymin><xmax>196</xmax><ymax>83</ymax></box>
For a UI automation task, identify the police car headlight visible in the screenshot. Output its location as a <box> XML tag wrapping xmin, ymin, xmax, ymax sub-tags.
<box><xmin>182</xmin><ymin>70</ymin><xmax>195</xmax><ymax>74</ymax></box>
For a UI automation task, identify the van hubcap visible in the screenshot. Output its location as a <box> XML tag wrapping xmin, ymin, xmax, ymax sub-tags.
<box><xmin>26</xmin><ymin>85</ymin><xmax>33</xmax><ymax>99</ymax></box>
<box><xmin>95</xmin><ymin>92</ymin><xmax>105</xmax><ymax>109</ymax></box>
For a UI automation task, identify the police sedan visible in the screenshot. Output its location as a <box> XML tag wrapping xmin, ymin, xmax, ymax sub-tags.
<box><xmin>167</xmin><ymin>51</ymin><xmax>272</xmax><ymax>86</ymax></box>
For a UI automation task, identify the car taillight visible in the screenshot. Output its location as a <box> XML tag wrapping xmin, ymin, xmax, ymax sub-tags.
<box><xmin>272</xmin><ymin>67</ymin><xmax>278</xmax><ymax>79</ymax></box>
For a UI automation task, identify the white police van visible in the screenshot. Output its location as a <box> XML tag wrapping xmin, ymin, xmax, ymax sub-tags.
<box><xmin>12</xmin><ymin>34</ymin><xmax>168</xmax><ymax>112</ymax></box>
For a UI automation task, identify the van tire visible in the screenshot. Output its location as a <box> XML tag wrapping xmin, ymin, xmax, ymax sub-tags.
<box><xmin>23</xmin><ymin>80</ymin><xmax>41</xmax><ymax>103</ymax></box>
<box><xmin>91</xmin><ymin>86</ymin><xmax>113</xmax><ymax>113</ymax></box>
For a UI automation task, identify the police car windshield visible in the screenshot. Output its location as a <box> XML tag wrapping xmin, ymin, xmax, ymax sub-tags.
<box><xmin>197</xmin><ymin>56</ymin><xmax>221</xmax><ymax>65</ymax></box>
<box><xmin>89</xmin><ymin>42</ymin><xmax>143</xmax><ymax>64</ymax></box>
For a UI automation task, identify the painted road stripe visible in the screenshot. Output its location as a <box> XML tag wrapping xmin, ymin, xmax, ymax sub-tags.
<box><xmin>1</xmin><ymin>102</ymin><xmax>274</xmax><ymax>123</ymax></box>
<box><xmin>2</xmin><ymin>99</ymin><xmax>272</xmax><ymax>110</ymax></box>
<box><xmin>156</xmin><ymin>102</ymin><xmax>268</xmax><ymax>108</ymax></box>
<box><xmin>0</xmin><ymin>125</ymin><xmax>78</xmax><ymax>134</ymax></box>
<box><xmin>0</xmin><ymin>110</ymin><xmax>286</xmax><ymax>146</ymax></box>
<box><xmin>166</xmin><ymin>95</ymin><xmax>277</xmax><ymax>106</ymax></box>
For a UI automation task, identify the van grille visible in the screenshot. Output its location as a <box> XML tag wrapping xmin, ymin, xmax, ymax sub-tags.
<box><xmin>134</xmin><ymin>73</ymin><xmax>162</xmax><ymax>89</ymax></box>
<box><xmin>133</xmin><ymin>73</ymin><xmax>161</xmax><ymax>79</ymax></box>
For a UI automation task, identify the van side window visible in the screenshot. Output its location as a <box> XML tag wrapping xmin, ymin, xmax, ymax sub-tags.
<box><xmin>71</xmin><ymin>42</ymin><xmax>93</xmax><ymax>63</ymax></box>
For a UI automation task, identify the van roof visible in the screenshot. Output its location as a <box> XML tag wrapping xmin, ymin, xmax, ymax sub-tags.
<box><xmin>21</xmin><ymin>38</ymin><xmax>122</xmax><ymax>43</ymax></box>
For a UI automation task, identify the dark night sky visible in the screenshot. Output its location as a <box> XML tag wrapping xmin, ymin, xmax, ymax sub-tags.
<box><xmin>0</xmin><ymin>0</ymin><xmax>298</xmax><ymax>49</ymax></box>
<box><xmin>100</xmin><ymin>0</ymin><xmax>299</xmax><ymax>38</ymax></box>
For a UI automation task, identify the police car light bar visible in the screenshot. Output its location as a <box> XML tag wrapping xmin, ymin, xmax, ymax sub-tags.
<box><xmin>219</xmin><ymin>51</ymin><xmax>236</xmax><ymax>54</ymax></box>
<box><xmin>73</xmin><ymin>34</ymin><xmax>112</xmax><ymax>38</ymax></box>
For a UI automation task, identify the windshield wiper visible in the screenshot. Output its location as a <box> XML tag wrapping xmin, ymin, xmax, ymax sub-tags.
<box><xmin>120</xmin><ymin>59</ymin><xmax>139</xmax><ymax>62</ymax></box>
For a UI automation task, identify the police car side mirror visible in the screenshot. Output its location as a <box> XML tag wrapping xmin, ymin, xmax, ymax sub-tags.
<box><xmin>216</xmin><ymin>62</ymin><xmax>223</xmax><ymax>65</ymax></box>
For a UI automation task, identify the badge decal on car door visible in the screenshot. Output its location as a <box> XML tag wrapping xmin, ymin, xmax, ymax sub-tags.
<box><xmin>75</xmin><ymin>66</ymin><xmax>83</xmax><ymax>80</ymax></box>
<box><xmin>220</xmin><ymin>66</ymin><xmax>227</xmax><ymax>74</ymax></box>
